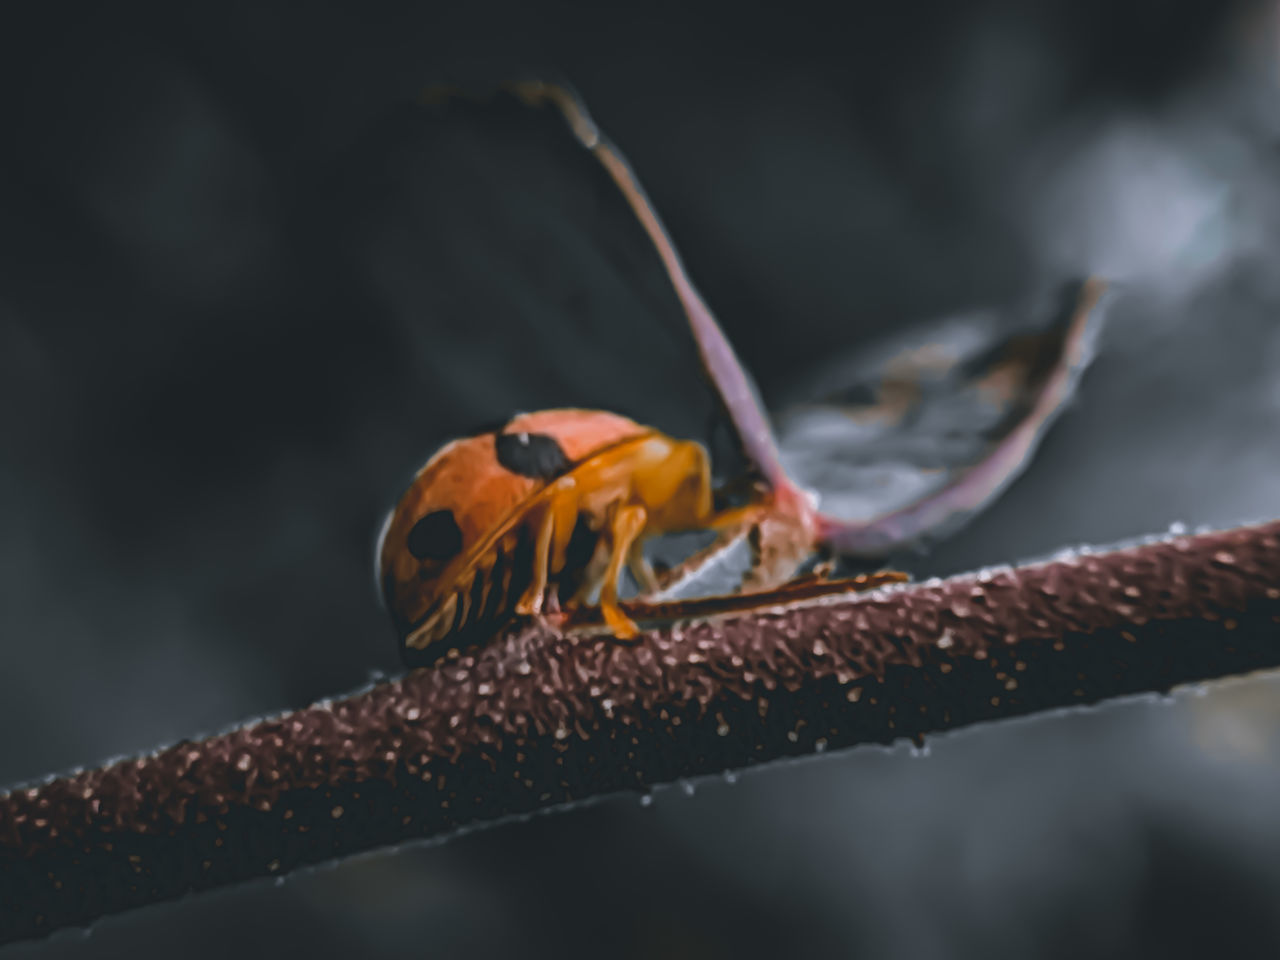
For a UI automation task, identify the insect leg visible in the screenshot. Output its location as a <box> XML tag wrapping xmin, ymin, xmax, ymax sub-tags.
<box><xmin>566</xmin><ymin>537</ymin><xmax>611</xmax><ymax>606</ymax></box>
<box><xmin>600</xmin><ymin>503</ymin><xmax>648</xmax><ymax>640</ymax></box>
<box><xmin>453</xmin><ymin>568</ymin><xmax>476</xmax><ymax>630</ymax></box>
<box><xmin>547</xmin><ymin>478</ymin><xmax>584</xmax><ymax>576</ymax></box>
<box><xmin>514</xmin><ymin>504</ymin><xmax>554</xmax><ymax>617</ymax></box>
<box><xmin>472</xmin><ymin>551</ymin><xmax>498</xmax><ymax>621</ymax></box>
<box><xmin>626</xmin><ymin>538</ymin><xmax>659</xmax><ymax>594</ymax></box>
<box><xmin>515</xmin><ymin>477</ymin><xmax>579</xmax><ymax>617</ymax></box>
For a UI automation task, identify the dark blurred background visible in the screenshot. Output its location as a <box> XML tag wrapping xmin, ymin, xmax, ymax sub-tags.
<box><xmin>3</xmin><ymin>2</ymin><xmax>1280</xmax><ymax>957</ymax></box>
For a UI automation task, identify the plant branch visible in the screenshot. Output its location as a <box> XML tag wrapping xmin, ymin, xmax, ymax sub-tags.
<box><xmin>3</xmin><ymin>521</ymin><xmax>1279</xmax><ymax>945</ymax></box>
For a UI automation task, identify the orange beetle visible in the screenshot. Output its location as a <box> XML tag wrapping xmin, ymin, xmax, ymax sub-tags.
<box><xmin>378</xmin><ymin>409</ymin><xmax>762</xmax><ymax>665</ymax></box>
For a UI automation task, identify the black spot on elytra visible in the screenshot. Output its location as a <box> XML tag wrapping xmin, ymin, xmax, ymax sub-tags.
<box><xmin>399</xmin><ymin>526</ymin><xmax>536</xmax><ymax>670</ymax></box>
<box><xmin>495</xmin><ymin>431</ymin><xmax>570</xmax><ymax>479</ymax></box>
<box><xmin>406</xmin><ymin>509</ymin><xmax>463</xmax><ymax>562</ymax></box>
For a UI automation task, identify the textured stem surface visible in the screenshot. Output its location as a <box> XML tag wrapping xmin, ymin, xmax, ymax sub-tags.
<box><xmin>2</xmin><ymin>521</ymin><xmax>1278</xmax><ymax>945</ymax></box>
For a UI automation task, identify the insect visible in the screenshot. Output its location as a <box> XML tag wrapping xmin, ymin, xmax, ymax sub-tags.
<box><xmin>377</xmin><ymin>82</ymin><xmax>1107</xmax><ymax>667</ymax></box>
<box><xmin>378</xmin><ymin>408</ymin><xmax>766</xmax><ymax>665</ymax></box>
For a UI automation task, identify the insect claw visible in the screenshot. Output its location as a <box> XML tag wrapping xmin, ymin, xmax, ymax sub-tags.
<box><xmin>601</xmin><ymin>601</ymin><xmax>640</xmax><ymax>641</ymax></box>
<box><xmin>514</xmin><ymin>593</ymin><xmax>543</xmax><ymax>617</ymax></box>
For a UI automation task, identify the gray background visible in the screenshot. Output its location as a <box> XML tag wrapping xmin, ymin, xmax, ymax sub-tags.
<box><xmin>2</xmin><ymin>2</ymin><xmax>1279</xmax><ymax>957</ymax></box>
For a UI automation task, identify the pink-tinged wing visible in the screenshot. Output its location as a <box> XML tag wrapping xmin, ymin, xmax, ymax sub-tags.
<box><xmin>795</xmin><ymin>279</ymin><xmax>1111</xmax><ymax>556</ymax></box>
<box><xmin>513</xmin><ymin>83</ymin><xmax>1111</xmax><ymax>570</ymax></box>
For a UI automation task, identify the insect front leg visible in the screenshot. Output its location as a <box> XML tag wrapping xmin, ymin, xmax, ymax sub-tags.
<box><xmin>515</xmin><ymin>477</ymin><xmax>581</xmax><ymax>617</ymax></box>
<box><xmin>600</xmin><ymin>503</ymin><xmax>648</xmax><ymax>640</ymax></box>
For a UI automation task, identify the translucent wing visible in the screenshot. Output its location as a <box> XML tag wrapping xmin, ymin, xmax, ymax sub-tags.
<box><xmin>324</xmin><ymin>82</ymin><xmax>719</xmax><ymax>448</ymax></box>
<box><xmin>793</xmin><ymin>279</ymin><xmax>1111</xmax><ymax>556</ymax></box>
<box><xmin>503</xmin><ymin>85</ymin><xmax>1112</xmax><ymax>567</ymax></box>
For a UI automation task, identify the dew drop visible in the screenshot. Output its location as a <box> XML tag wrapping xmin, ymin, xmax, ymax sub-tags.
<box><xmin>723</xmin><ymin>771</ymin><xmax>739</xmax><ymax>785</ymax></box>
<box><xmin>639</xmin><ymin>793</ymin><xmax>654</xmax><ymax>808</ymax></box>
<box><xmin>681</xmin><ymin>781</ymin><xmax>696</xmax><ymax>797</ymax></box>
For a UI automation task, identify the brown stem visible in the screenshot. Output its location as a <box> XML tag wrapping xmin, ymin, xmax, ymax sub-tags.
<box><xmin>2</xmin><ymin>521</ymin><xmax>1278</xmax><ymax>945</ymax></box>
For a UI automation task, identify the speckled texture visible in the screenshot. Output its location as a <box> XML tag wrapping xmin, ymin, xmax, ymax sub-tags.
<box><xmin>2</xmin><ymin>521</ymin><xmax>1278</xmax><ymax>945</ymax></box>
